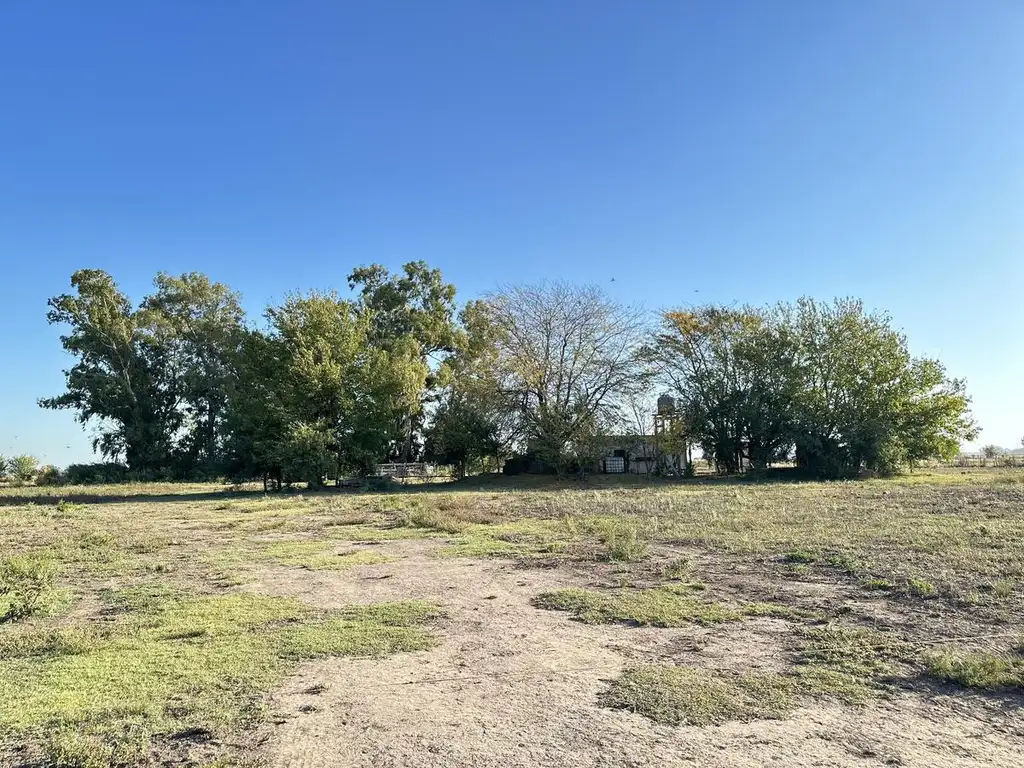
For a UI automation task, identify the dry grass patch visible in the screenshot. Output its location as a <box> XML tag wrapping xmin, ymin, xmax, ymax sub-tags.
<box><xmin>602</xmin><ymin>665</ymin><xmax>797</xmax><ymax>725</ymax></box>
<box><xmin>926</xmin><ymin>645</ymin><xmax>1024</xmax><ymax>691</ymax></box>
<box><xmin>260</xmin><ymin>541</ymin><xmax>391</xmax><ymax>570</ymax></box>
<box><xmin>533</xmin><ymin>587</ymin><xmax>741</xmax><ymax>627</ymax></box>
<box><xmin>795</xmin><ymin>625</ymin><xmax>914</xmax><ymax>702</ymax></box>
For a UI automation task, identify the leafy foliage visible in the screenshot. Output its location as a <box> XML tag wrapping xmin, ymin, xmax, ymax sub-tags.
<box><xmin>348</xmin><ymin>261</ymin><xmax>462</xmax><ymax>462</ymax></box>
<box><xmin>423</xmin><ymin>393</ymin><xmax>501</xmax><ymax>478</ymax></box>
<box><xmin>40</xmin><ymin>270</ymin><xmax>180</xmax><ymax>472</ymax></box>
<box><xmin>34</xmin><ymin>464</ymin><xmax>65</xmax><ymax>486</ymax></box>
<box><xmin>7</xmin><ymin>455</ymin><xmax>40</xmax><ymax>484</ymax></box>
<box><xmin>224</xmin><ymin>290</ymin><xmax>429</xmax><ymax>485</ymax></box>
<box><xmin>41</xmin><ymin>268</ymin><xmax>975</xmax><ymax>483</ymax></box>
<box><xmin>140</xmin><ymin>272</ymin><xmax>245</xmax><ymax>474</ymax></box>
<box><xmin>650</xmin><ymin>298</ymin><xmax>977</xmax><ymax>477</ymax></box>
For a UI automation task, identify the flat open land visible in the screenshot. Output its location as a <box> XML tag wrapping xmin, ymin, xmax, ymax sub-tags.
<box><xmin>2</xmin><ymin>470</ymin><xmax>1023</xmax><ymax>767</ymax></box>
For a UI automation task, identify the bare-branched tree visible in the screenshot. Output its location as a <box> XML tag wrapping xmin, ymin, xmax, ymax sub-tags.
<box><xmin>480</xmin><ymin>282</ymin><xmax>649</xmax><ymax>472</ymax></box>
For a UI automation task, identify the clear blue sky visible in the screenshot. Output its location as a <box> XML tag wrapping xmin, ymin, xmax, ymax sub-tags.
<box><xmin>1</xmin><ymin>1</ymin><xmax>1021</xmax><ymax>466</ymax></box>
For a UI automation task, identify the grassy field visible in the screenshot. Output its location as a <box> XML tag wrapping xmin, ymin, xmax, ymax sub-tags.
<box><xmin>1</xmin><ymin>468</ymin><xmax>1023</xmax><ymax>766</ymax></box>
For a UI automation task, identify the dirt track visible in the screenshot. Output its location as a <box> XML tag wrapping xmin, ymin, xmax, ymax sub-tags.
<box><xmin>255</xmin><ymin>539</ymin><xmax>1024</xmax><ymax>768</ymax></box>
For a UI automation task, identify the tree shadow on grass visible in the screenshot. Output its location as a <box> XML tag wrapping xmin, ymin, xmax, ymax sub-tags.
<box><xmin>0</xmin><ymin>468</ymin><xmax>832</xmax><ymax>507</ymax></box>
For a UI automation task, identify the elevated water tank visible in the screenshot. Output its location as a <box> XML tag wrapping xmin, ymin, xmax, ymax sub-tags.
<box><xmin>657</xmin><ymin>394</ymin><xmax>677</xmax><ymax>415</ymax></box>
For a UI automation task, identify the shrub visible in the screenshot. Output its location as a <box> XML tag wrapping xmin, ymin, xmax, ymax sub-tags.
<box><xmin>36</xmin><ymin>465</ymin><xmax>66</xmax><ymax>486</ymax></box>
<box><xmin>7</xmin><ymin>455</ymin><xmax>39</xmax><ymax>484</ymax></box>
<box><xmin>0</xmin><ymin>553</ymin><xmax>59</xmax><ymax>621</ymax></box>
<box><xmin>64</xmin><ymin>462</ymin><xmax>129</xmax><ymax>485</ymax></box>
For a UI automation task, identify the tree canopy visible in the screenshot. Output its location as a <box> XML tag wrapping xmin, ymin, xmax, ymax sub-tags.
<box><xmin>649</xmin><ymin>298</ymin><xmax>978</xmax><ymax>477</ymax></box>
<box><xmin>41</xmin><ymin>268</ymin><xmax>979</xmax><ymax>482</ymax></box>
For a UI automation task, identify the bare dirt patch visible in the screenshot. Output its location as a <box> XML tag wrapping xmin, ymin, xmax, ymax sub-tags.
<box><xmin>255</xmin><ymin>539</ymin><xmax>1024</xmax><ymax>768</ymax></box>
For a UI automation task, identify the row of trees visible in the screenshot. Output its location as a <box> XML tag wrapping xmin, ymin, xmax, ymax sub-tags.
<box><xmin>42</xmin><ymin>265</ymin><xmax>456</xmax><ymax>486</ymax></box>
<box><xmin>42</xmin><ymin>266</ymin><xmax>979</xmax><ymax>483</ymax></box>
<box><xmin>647</xmin><ymin>300</ymin><xmax>977</xmax><ymax>476</ymax></box>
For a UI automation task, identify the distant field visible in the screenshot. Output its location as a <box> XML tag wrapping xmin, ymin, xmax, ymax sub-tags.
<box><xmin>1</xmin><ymin>468</ymin><xmax>1022</xmax><ymax>766</ymax></box>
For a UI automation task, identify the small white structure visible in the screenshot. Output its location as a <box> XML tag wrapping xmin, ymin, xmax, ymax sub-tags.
<box><xmin>599</xmin><ymin>437</ymin><xmax>684</xmax><ymax>475</ymax></box>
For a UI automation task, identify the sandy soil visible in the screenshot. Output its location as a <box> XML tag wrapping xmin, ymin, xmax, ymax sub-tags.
<box><xmin>253</xmin><ymin>540</ymin><xmax>1024</xmax><ymax>768</ymax></box>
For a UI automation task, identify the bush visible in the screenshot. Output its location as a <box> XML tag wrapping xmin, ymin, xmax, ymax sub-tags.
<box><xmin>64</xmin><ymin>463</ymin><xmax>130</xmax><ymax>485</ymax></box>
<box><xmin>0</xmin><ymin>553</ymin><xmax>59</xmax><ymax>621</ymax></box>
<box><xmin>36</xmin><ymin>465</ymin><xmax>66</xmax><ymax>486</ymax></box>
<box><xmin>7</xmin><ymin>454</ymin><xmax>39</xmax><ymax>484</ymax></box>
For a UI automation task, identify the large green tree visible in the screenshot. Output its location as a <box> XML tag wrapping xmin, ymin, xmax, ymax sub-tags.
<box><xmin>423</xmin><ymin>300</ymin><xmax>519</xmax><ymax>477</ymax></box>
<box><xmin>650</xmin><ymin>307</ymin><xmax>798</xmax><ymax>472</ymax></box>
<box><xmin>227</xmin><ymin>292</ymin><xmax>428</xmax><ymax>486</ymax></box>
<box><xmin>788</xmin><ymin>297</ymin><xmax>976</xmax><ymax>476</ymax></box>
<box><xmin>40</xmin><ymin>270</ymin><xmax>180</xmax><ymax>472</ymax></box>
<box><xmin>142</xmin><ymin>272</ymin><xmax>244</xmax><ymax>473</ymax></box>
<box><xmin>348</xmin><ymin>261</ymin><xmax>462</xmax><ymax>462</ymax></box>
<box><xmin>651</xmin><ymin>298</ymin><xmax>977</xmax><ymax>477</ymax></box>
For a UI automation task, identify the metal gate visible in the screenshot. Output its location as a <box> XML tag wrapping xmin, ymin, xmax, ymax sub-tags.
<box><xmin>603</xmin><ymin>456</ymin><xmax>626</xmax><ymax>473</ymax></box>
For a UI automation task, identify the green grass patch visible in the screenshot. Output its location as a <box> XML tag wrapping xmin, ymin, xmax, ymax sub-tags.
<box><xmin>0</xmin><ymin>593</ymin><xmax>438</xmax><ymax>758</ymax></box>
<box><xmin>0</xmin><ymin>626</ymin><xmax>105</xmax><ymax>660</ymax></box>
<box><xmin>261</xmin><ymin>541</ymin><xmax>391</xmax><ymax>570</ymax></box>
<box><xmin>795</xmin><ymin>666</ymin><xmax>878</xmax><ymax>703</ymax></box>
<box><xmin>659</xmin><ymin>557</ymin><xmax>691</xmax><ymax>580</ymax></box>
<box><xmin>401</xmin><ymin>508</ymin><xmax>468</xmax><ymax>534</ymax></box>
<box><xmin>990</xmin><ymin>580</ymin><xmax>1015</xmax><ymax>599</ymax></box>
<box><xmin>533</xmin><ymin>587</ymin><xmax>740</xmax><ymax>627</ymax></box>
<box><xmin>862</xmin><ymin>578</ymin><xmax>896</xmax><ymax>591</ymax></box>
<box><xmin>783</xmin><ymin>550</ymin><xmax>818</xmax><ymax>564</ymax></box>
<box><xmin>795</xmin><ymin>625</ymin><xmax>912</xmax><ymax>702</ymax></box>
<box><xmin>907</xmin><ymin>577</ymin><xmax>937</xmax><ymax>598</ymax></box>
<box><xmin>434</xmin><ymin>519</ymin><xmax>567</xmax><ymax>559</ymax></box>
<box><xmin>926</xmin><ymin>647</ymin><xmax>1024</xmax><ymax>691</ymax></box>
<box><xmin>740</xmin><ymin>601</ymin><xmax>822</xmax><ymax>621</ymax></box>
<box><xmin>328</xmin><ymin>523</ymin><xmax>445</xmax><ymax>542</ymax></box>
<box><xmin>0</xmin><ymin>552</ymin><xmax>64</xmax><ymax>621</ymax></box>
<box><xmin>602</xmin><ymin>665</ymin><xmax>796</xmax><ymax>725</ymax></box>
<box><xmin>564</xmin><ymin>515</ymin><xmax>657</xmax><ymax>562</ymax></box>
